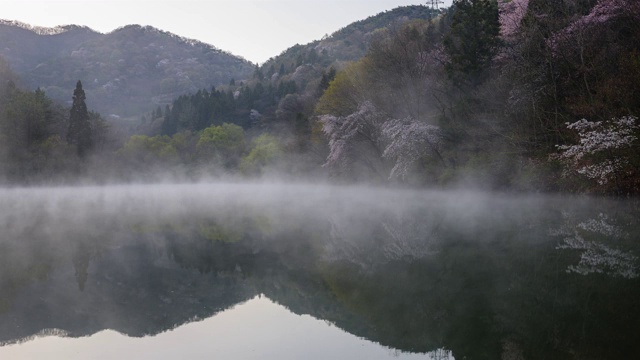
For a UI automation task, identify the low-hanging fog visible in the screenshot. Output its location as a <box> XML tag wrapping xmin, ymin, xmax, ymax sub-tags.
<box><xmin>0</xmin><ymin>181</ymin><xmax>639</xmax><ymax>359</ymax></box>
<box><xmin>1</xmin><ymin>182</ymin><xmax>637</xmax><ymax>276</ymax></box>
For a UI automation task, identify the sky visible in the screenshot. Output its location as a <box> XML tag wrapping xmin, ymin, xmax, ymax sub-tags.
<box><xmin>0</xmin><ymin>0</ymin><xmax>452</xmax><ymax>64</ymax></box>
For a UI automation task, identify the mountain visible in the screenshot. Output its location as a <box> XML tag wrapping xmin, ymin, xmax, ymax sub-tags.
<box><xmin>0</xmin><ymin>20</ymin><xmax>254</xmax><ymax>116</ymax></box>
<box><xmin>0</xmin><ymin>7</ymin><xmax>436</xmax><ymax>120</ymax></box>
<box><xmin>118</xmin><ymin>6</ymin><xmax>440</xmax><ymax>138</ymax></box>
<box><xmin>259</xmin><ymin>6</ymin><xmax>438</xmax><ymax>74</ymax></box>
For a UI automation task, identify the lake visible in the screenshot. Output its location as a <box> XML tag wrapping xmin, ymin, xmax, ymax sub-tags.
<box><xmin>0</xmin><ymin>183</ymin><xmax>638</xmax><ymax>359</ymax></box>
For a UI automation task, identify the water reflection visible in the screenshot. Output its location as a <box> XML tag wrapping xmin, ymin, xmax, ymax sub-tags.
<box><xmin>0</xmin><ymin>296</ymin><xmax>445</xmax><ymax>360</ymax></box>
<box><xmin>0</xmin><ymin>184</ymin><xmax>638</xmax><ymax>359</ymax></box>
<box><xmin>552</xmin><ymin>211</ymin><xmax>638</xmax><ymax>278</ymax></box>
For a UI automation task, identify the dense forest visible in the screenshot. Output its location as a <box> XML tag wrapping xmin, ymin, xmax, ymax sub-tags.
<box><xmin>1</xmin><ymin>0</ymin><xmax>639</xmax><ymax>194</ymax></box>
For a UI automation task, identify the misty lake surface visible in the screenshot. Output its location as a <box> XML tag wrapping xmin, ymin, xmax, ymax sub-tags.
<box><xmin>0</xmin><ymin>183</ymin><xmax>638</xmax><ymax>359</ymax></box>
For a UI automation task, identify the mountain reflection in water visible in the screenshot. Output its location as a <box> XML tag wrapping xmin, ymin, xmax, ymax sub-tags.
<box><xmin>0</xmin><ymin>183</ymin><xmax>638</xmax><ymax>359</ymax></box>
<box><xmin>0</xmin><ymin>296</ymin><xmax>441</xmax><ymax>360</ymax></box>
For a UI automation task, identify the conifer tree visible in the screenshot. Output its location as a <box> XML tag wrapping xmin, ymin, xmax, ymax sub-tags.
<box><xmin>443</xmin><ymin>0</ymin><xmax>501</xmax><ymax>84</ymax></box>
<box><xmin>67</xmin><ymin>80</ymin><xmax>93</xmax><ymax>157</ymax></box>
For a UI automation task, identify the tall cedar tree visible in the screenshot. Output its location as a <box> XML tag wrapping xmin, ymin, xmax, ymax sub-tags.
<box><xmin>443</xmin><ymin>0</ymin><xmax>501</xmax><ymax>84</ymax></box>
<box><xmin>67</xmin><ymin>80</ymin><xmax>93</xmax><ymax>157</ymax></box>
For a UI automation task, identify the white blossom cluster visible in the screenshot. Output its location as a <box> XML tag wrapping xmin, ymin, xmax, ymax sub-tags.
<box><xmin>323</xmin><ymin>215</ymin><xmax>380</xmax><ymax>271</ymax></box>
<box><xmin>552</xmin><ymin>212</ymin><xmax>638</xmax><ymax>279</ymax></box>
<box><xmin>577</xmin><ymin>213</ymin><xmax>623</xmax><ymax>237</ymax></box>
<box><xmin>380</xmin><ymin>217</ymin><xmax>438</xmax><ymax>261</ymax></box>
<box><xmin>551</xmin><ymin>115</ymin><xmax>638</xmax><ymax>185</ymax></box>
<box><xmin>575</xmin><ymin>159</ymin><xmax>621</xmax><ymax>185</ymax></box>
<box><xmin>320</xmin><ymin>101</ymin><xmax>443</xmax><ymax>180</ymax></box>
<box><xmin>548</xmin><ymin>0</ymin><xmax>640</xmax><ymax>52</ymax></box>
<box><xmin>556</xmin><ymin>233</ymin><xmax>638</xmax><ymax>279</ymax></box>
<box><xmin>498</xmin><ymin>0</ymin><xmax>529</xmax><ymax>38</ymax></box>
<box><xmin>249</xmin><ymin>109</ymin><xmax>262</xmax><ymax>122</ymax></box>
<box><xmin>323</xmin><ymin>214</ymin><xmax>438</xmax><ymax>271</ymax></box>
<box><xmin>382</xmin><ymin>117</ymin><xmax>443</xmax><ymax>180</ymax></box>
<box><xmin>319</xmin><ymin>102</ymin><xmax>385</xmax><ymax>174</ymax></box>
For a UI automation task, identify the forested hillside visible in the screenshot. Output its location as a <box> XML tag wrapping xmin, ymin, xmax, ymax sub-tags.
<box><xmin>1</xmin><ymin>1</ymin><xmax>638</xmax><ymax>194</ymax></box>
<box><xmin>313</xmin><ymin>0</ymin><xmax>640</xmax><ymax>194</ymax></box>
<box><xmin>0</xmin><ymin>20</ymin><xmax>253</xmax><ymax>116</ymax></box>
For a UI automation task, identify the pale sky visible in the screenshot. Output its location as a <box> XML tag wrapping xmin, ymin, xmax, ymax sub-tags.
<box><xmin>0</xmin><ymin>0</ymin><xmax>452</xmax><ymax>64</ymax></box>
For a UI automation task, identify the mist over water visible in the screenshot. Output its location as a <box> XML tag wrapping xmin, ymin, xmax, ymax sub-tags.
<box><xmin>0</xmin><ymin>182</ymin><xmax>638</xmax><ymax>359</ymax></box>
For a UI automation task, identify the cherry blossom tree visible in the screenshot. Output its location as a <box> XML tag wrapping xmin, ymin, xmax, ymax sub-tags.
<box><xmin>542</xmin><ymin>0</ymin><xmax>640</xmax><ymax>119</ymax></box>
<box><xmin>382</xmin><ymin>117</ymin><xmax>444</xmax><ymax>180</ymax></box>
<box><xmin>318</xmin><ymin>101</ymin><xmax>388</xmax><ymax>179</ymax></box>
<box><xmin>549</xmin><ymin>0</ymin><xmax>640</xmax><ymax>50</ymax></box>
<box><xmin>550</xmin><ymin>115</ymin><xmax>639</xmax><ymax>187</ymax></box>
<box><xmin>498</xmin><ymin>0</ymin><xmax>529</xmax><ymax>39</ymax></box>
<box><xmin>319</xmin><ymin>101</ymin><xmax>445</xmax><ymax>181</ymax></box>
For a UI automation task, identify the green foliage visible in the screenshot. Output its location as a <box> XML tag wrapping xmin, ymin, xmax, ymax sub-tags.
<box><xmin>4</xmin><ymin>88</ymin><xmax>52</xmax><ymax>147</ymax></box>
<box><xmin>198</xmin><ymin>222</ymin><xmax>243</xmax><ymax>243</ymax></box>
<box><xmin>317</xmin><ymin>67</ymin><xmax>337</xmax><ymax>97</ymax></box>
<box><xmin>240</xmin><ymin>134</ymin><xmax>283</xmax><ymax>175</ymax></box>
<box><xmin>196</xmin><ymin>123</ymin><xmax>245</xmax><ymax>168</ymax></box>
<box><xmin>118</xmin><ymin>134</ymin><xmax>179</xmax><ymax>165</ymax></box>
<box><xmin>0</xmin><ymin>83</ymin><xmax>72</xmax><ymax>181</ymax></box>
<box><xmin>116</xmin><ymin>123</ymin><xmax>247</xmax><ymax>176</ymax></box>
<box><xmin>197</xmin><ymin>123</ymin><xmax>243</xmax><ymax>151</ymax></box>
<box><xmin>314</xmin><ymin>63</ymin><xmax>363</xmax><ymax>117</ymax></box>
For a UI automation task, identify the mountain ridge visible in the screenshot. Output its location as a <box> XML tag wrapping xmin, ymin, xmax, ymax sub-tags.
<box><xmin>0</xmin><ymin>6</ymin><xmax>437</xmax><ymax>119</ymax></box>
<box><xmin>0</xmin><ymin>20</ymin><xmax>254</xmax><ymax>116</ymax></box>
<box><xmin>0</xmin><ymin>19</ymin><xmax>233</xmax><ymax>54</ymax></box>
<box><xmin>0</xmin><ymin>19</ymin><xmax>96</xmax><ymax>36</ymax></box>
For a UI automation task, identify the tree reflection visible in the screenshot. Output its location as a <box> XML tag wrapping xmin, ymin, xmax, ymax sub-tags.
<box><xmin>552</xmin><ymin>211</ymin><xmax>638</xmax><ymax>278</ymax></box>
<box><xmin>0</xmin><ymin>187</ymin><xmax>638</xmax><ymax>359</ymax></box>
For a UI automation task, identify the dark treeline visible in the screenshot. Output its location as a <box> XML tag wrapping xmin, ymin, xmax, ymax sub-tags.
<box><xmin>159</xmin><ymin>78</ymin><xmax>300</xmax><ymax>134</ymax></box>
<box><xmin>0</xmin><ymin>1</ymin><xmax>639</xmax><ymax>193</ymax></box>
<box><xmin>0</xmin><ymin>59</ymin><xmax>109</xmax><ymax>183</ymax></box>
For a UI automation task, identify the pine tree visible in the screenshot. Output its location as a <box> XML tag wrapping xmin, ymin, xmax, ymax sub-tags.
<box><xmin>443</xmin><ymin>0</ymin><xmax>501</xmax><ymax>84</ymax></box>
<box><xmin>67</xmin><ymin>80</ymin><xmax>93</xmax><ymax>157</ymax></box>
<box><xmin>317</xmin><ymin>67</ymin><xmax>337</xmax><ymax>97</ymax></box>
<box><xmin>161</xmin><ymin>104</ymin><xmax>177</xmax><ymax>135</ymax></box>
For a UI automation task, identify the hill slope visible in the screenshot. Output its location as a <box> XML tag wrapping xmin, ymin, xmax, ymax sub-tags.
<box><xmin>0</xmin><ymin>20</ymin><xmax>254</xmax><ymax>116</ymax></box>
<box><xmin>258</xmin><ymin>5</ymin><xmax>438</xmax><ymax>79</ymax></box>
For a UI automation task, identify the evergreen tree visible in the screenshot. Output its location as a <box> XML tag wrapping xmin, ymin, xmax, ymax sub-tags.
<box><xmin>443</xmin><ymin>0</ymin><xmax>501</xmax><ymax>84</ymax></box>
<box><xmin>253</xmin><ymin>65</ymin><xmax>264</xmax><ymax>81</ymax></box>
<box><xmin>67</xmin><ymin>80</ymin><xmax>93</xmax><ymax>157</ymax></box>
<box><xmin>317</xmin><ymin>67</ymin><xmax>337</xmax><ymax>97</ymax></box>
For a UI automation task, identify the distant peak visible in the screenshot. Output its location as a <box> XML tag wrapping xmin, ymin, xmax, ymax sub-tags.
<box><xmin>110</xmin><ymin>24</ymin><xmax>221</xmax><ymax>51</ymax></box>
<box><xmin>113</xmin><ymin>24</ymin><xmax>151</xmax><ymax>32</ymax></box>
<box><xmin>0</xmin><ymin>19</ymin><xmax>97</xmax><ymax>35</ymax></box>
